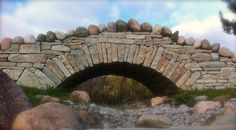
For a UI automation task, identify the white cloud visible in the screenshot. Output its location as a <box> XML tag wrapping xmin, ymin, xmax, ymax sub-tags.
<box><xmin>172</xmin><ymin>14</ymin><xmax>236</xmax><ymax>52</ymax></box>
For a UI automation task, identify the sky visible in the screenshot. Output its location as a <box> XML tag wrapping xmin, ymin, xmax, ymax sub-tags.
<box><xmin>0</xmin><ymin>0</ymin><xmax>236</xmax><ymax>52</ymax></box>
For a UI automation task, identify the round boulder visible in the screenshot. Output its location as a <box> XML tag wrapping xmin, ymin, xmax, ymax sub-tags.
<box><xmin>70</xmin><ymin>91</ymin><xmax>90</xmax><ymax>103</ymax></box>
<box><xmin>232</xmin><ymin>52</ymin><xmax>236</xmax><ymax>62</ymax></box>
<box><xmin>141</xmin><ymin>22</ymin><xmax>152</xmax><ymax>32</ymax></box>
<box><xmin>153</xmin><ymin>24</ymin><xmax>162</xmax><ymax>34</ymax></box>
<box><xmin>116</xmin><ymin>19</ymin><xmax>128</xmax><ymax>32</ymax></box>
<box><xmin>201</xmin><ymin>39</ymin><xmax>211</xmax><ymax>50</ymax></box>
<box><xmin>211</xmin><ymin>43</ymin><xmax>221</xmax><ymax>52</ymax></box>
<box><xmin>24</xmin><ymin>34</ymin><xmax>36</xmax><ymax>44</ymax></box>
<box><xmin>137</xmin><ymin>114</ymin><xmax>172</xmax><ymax>128</ymax></box>
<box><xmin>128</xmin><ymin>19</ymin><xmax>141</xmax><ymax>32</ymax></box>
<box><xmin>55</xmin><ymin>31</ymin><xmax>66</xmax><ymax>40</ymax></box>
<box><xmin>12</xmin><ymin>36</ymin><xmax>24</xmax><ymax>44</ymax></box>
<box><xmin>46</xmin><ymin>31</ymin><xmax>56</xmax><ymax>42</ymax></box>
<box><xmin>65</xmin><ymin>29</ymin><xmax>75</xmax><ymax>37</ymax></box>
<box><xmin>161</xmin><ymin>26</ymin><xmax>172</xmax><ymax>37</ymax></box>
<box><xmin>193</xmin><ymin>39</ymin><xmax>201</xmax><ymax>49</ymax></box>
<box><xmin>98</xmin><ymin>24</ymin><xmax>106</xmax><ymax>32</ymax></box>
<box><xmin>75</xmin><ymin>26</ymin><xmax>88</xmax><ymax>37</ymax></box>
<box><xmin>88</xmin><ymin>25</ymin><xmax>99</xmax><ymax>35</ymax></box>
<box><xmin>171</xmin><ymin>31</ymin><xmax>179</xmax><ymax>42</ymax></box>
<box><xmin>36</xmin><ymin>34</ymin><xmax>47</xmax><ymax>42</ymax></box>
<box><xmin>219</xmin><ymin>47</ymin><xmax>233</xmax><ymax>58</ymax></box>
<box><xmin>12</xmin><ymin>103</ymin><xmax>84</xmax><ymax>130</ymax></box>
<box><xmin>107</xmin><ymin>22</ymin><xmax>117</xmax><ymax>32</ymax></box>
<box><xmin>1</xmin><ymin>38</ymin><xmax>12</xmax><ymax>51</ymax></box>
<box><xmin>177</xmin><ymin>36</ymin><xmax>185</xmax><ymax>46</ymax></box>
<box><xmin>185</xmin><ymin>37</ymin><xmax>195</xmax><ymax>46</ymax></box>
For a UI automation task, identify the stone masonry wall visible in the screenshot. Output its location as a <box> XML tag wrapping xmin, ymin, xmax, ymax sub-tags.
<box><xmin>0</xmin><ymin>19</ymin><xmax>236</xmax><ymax>90</ymax></box>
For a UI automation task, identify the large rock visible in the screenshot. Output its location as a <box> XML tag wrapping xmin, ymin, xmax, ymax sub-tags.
<box><xmin>201</xmin><ymin>39</ymin><xmax>211</xmax><ymax>50</ymax></box>
<box><xmin>98</xmin><ymin>24</ymin><xmax>106</xmax><ymax>32</ymax></box>
<box><xmin>211</xmin><ymin>43</ymin><xmax>221</xmax><ymax>52</ymax></box>
<box><xmin>128</xmin><ymin>19</ymin><xmax>141</xmax><ymax>32</ymax></box>
<box><xmin>107</xmin><ymin>22</ymin><xmax>117</xmax><ymax>32</ymax></box>
<box><xmin>137</xmin><ymin>114</ymin><xmax>172</xmax><ymax>128</ymax></box>
<box><xmin>36</xmin><ymin>34</ymin><xmax>47</xmax><ymax>42</ymax></box>
<box><xmin>46</xmin><ymin>31</ymin><xmax>56</xmax><ymax>42</ymax></box>
<box><xmin>193</xmin><ymin>101</ymin><xmax>221</xmax><ymax>113</ymax></box>
<box><xmin>1</xmin><ymin>37</ymin><xmax>12</xmax><ymax>51</ymax></box>
<box><xmin>75</xmin><ymin>26</ymin><xmax>88</xmax><ymax>37</ymax></box>
<box><xmin>219</xmin><ymin>47</ymin><xmax>233</xmax><ymax>58</ymax></box>
<box><xmin>12</xmin><ymin>36</ymin><xmax>24</xmax><ymax>44</ymax></box>
<box><xmin>177</xmin><ymin>36</ymin><xmax>185</xmax><ymax>46</ymax></box>
<box><xmin>24</xmin><ymin>34</ymin><xmax>36</xmax><ymax>44</ymax></box>
<box><xmin>141</xmin><ymin>22</ymin><xmax>152</xmax><ymax>32</ymax></box>
<box><xmin>116</xmin><ymin>19</ymin><xmax>128</xmax><ymax>32</ymax></box>
<box><xmin>12</xmin><ymin>103</ymin><xmax>84</xmax><ymax>130</ymax></box>
<box><xmin>55</xmin><ymin>31</ymin><xmax>66</xmax><ymax>40</ymax></box>
<box><xmin>185</xmin><ymin>37</ymin><xmax>195</xmax><ymax>46</ymax></box>
<box><xmin>88</xmin><ymin>25</ymin><xmax>99</xmax><ymax>35</ymax></box>
<box><xmin>171</xmin><ymin>31</ymin><xmax>179</xmax><ymax>42</ymax></box>
<box><xmin>191</xmin><ymin>53</ymin><xmax>211</xmax><ymax>62</ymax></box>
<box><xmin>70</xmin><ymin>91</ymin><xmax>90</xmax><ymax>103</ymax></box>
<box><xmin>193</xmin><ymin>39</ymin><xmax>201</xmax><ymax>49</ymax></box>
<box><xmin>161</xmin><ymin>27</ymin><xmax>172</xmax><ymax>37</ymax></box>
<box><xmin>153</xmin><ymin>24</ymin><xmax>162</xmax><ymax>34</ymax></box>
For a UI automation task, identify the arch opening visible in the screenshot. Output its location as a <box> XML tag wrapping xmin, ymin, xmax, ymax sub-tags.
<box><xmin>57</xmin><ymin>62</ymin><xmax>178</xmax><ymax>95</ymax></box>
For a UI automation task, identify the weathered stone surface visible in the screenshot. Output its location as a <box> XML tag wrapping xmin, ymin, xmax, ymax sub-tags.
<box><xmin>211</xmin><ymin>53</ymin><xmax>220</xmax><ymax>61</ymax></box>
<box><xmin>3</xmin><ymin>69</ymin><xmax>22</xmax><ymax>80</ymax></box>
<box><xmin>12</xmin><ymin>103</ymin><xmax>84</xmax><ymax>130</ymax></box>
<box><xmin>153</xmin><ymin>24</ymin><xmax>162</xmax><ymax>34</ymax></box>
<box><xmin>193</xmin><ymin>101</ymin><xmax>221</xmax><ymax>113</ymax></box>
<box><xmin>98</xmin><ymin>24</ymin><xmax>106</xmax><ymax>32</ymax></box>
<box><xmin>150</xmin><ymin>96</ymin><xmax>167</xmax><ymax>106</ymax></box>
<box><xmin>42</xmin><ymin>67</ymin><xmax>62</xmax><ymax>85</ymax></box>
<box><xmin>211</xmin><ymin>43</ymin><xmax>221</xmax><ymax>52</ymax></box>
<box><xmin>161</xmin><ymin>26</ymin><xmax>172</xmax><ymax>37</ymax></box>
<box><xmin>191</xmin><ymin>53</ymin><xmax>211</xmax><ymax>62</ymax></box>
<box><xmin>70</xmin><ymin>91</ymin><xmax>90</xmax><ymax>103</ymax></box>
<box><xmin>185</xmin><ymin>37</ymin><xmax>195</xmax><ymax>46</ymax></box>
<box><xmin>58</xmin><ymin>55</ymin><xmax>75</xmax><ymax>74</ymax></box>
<box><xmin>116</xmin><ymin>19</ymin><xmax>128</xmax><ymax>32</ymax></box>
<box><xmin>1</xmin><ymin>37</ymin><xmax>12</xmax><ymax>51</ymax></box>
<box><xmin>150</xmin><ymin>47</ymin><xmax>164</xmax><ymax>69</ymax></box>
<box><xmin>17</xmin><ymin>63</ymin><xmax>33</xmax><ymax>67</ymax></box>
<box><xmin>107</xmin><ymin>22</ymin><xmax>117</xmax><ymax>32</ymax></box>
<box><xmin>177</xmin><ymin>36</ymin><xmax>185</xmax><ymax>46</ymax></box>
<box><xmin>193</xmin><ymin>39</ymin><xmax>201</xmax><ymax>49</ymax></box>
<box><xmin>140</xmin><ymin>22</ymin><xmax>152</xmax><ymax>32</ymax></box>
<box><xmin>220</xmin><ymin>67</ymin><xmax>235</xmax><ymax>79</ymax></box>
<box><xmin>36</xmin><ymin>95</ymin><xmax>60</xmax><ymax>104</ymax></box>
<box><xmin>219</xmin><ymin>47</ymin><xmax>233</xmax><ymax>58</ymax></box>
<box><xmin>65</xmin><ymin>29</ymin><xmax>75</xmax><ymax>37</ymax></box>
<box><xmin>126</xmin><ymin>34</ymin><xmax>145</xmax><ymax>39</ymax></box>
<box><xmin>136</xmin><ymin>45</ymin><xmax>147</xmax><ymax>64</ymax></box>
<box><xmin>46</xmin><ymin>31</ymin><xmax>56</xmax><ymax>42</ymax></box>
<box><xmin>128</xmin><ymin>19</ymin><xmax>141</xmax><ymax>32</ymax></box>
<box><xmin>185</xmin><ymin>71</ymin><xmax>201</xmax><ymax>86</ymax></box>
<box><xmin>137</xmin><ymin>114</ymin><xmax>172</xmax><ymax>128</ymax></box>
<box><xmin>89</xmin><ymin>45</ymin><xmax>99</xmax><ymax>64</ymax></box>
<box><xmin>232</xmin><ymin>52</ymin><xmax>236</xmax><ymax>62</ymax></box>
<box><xmin>18</xmin><ymin>69</ymin><xmax>45</xmax><ymax>88</ymax></box>
<box><xmin>8</xmin><ymin>54</ymin><xmax>46</xmax><ymax>63</ymax></box>
<box><xmin>85</xmin><ymin>38</ymin><xmax>97</xmax><ymax>46</ymax></box>
<box><xmin>88</xmin><ymin>24</ymin><xmax>99</xmax><ymax>35</ymax></box>
<box><xmin>54</xmin><ymin>58</ymin><xmax>71</xmax><ymax>77</ymax></box>
<box><xmin>12</xmin><ymin>36</ymin><xmax>24</xmax><ymax>44</ymax></box>
<box><xmin>52</xmin><ymin>45</ymin><xmax>71</xmax><ymax>52</ymax></box>
<box><xmin>19</xmin><ymin>44</ymin><xmax>40</xmax><ymax>53</ymax></box>
<box><xmin>24</xmin><ymin>34</ymin><xmax>36</xmax><ymax>44</ymax></box>
<box><xmin>35</xmin><ymin>69</ymin><xmax>56</xmax><ymax>87</ymax></box>
<box><xmin>36</xmin><ymin>34</ymin><xmax>47</xmax><ymax>42</ymax></box>
<box><xmin>75</xmin><ymin>26</ymin><xmax>88</xmax><ymax>37</ymax></box>
<box><xmin>201</xmin><ymin>39</ymin><xmax>211</xmax><ymax>50</ymax></box>
<box><xmin>55</xmin><ymin>31</ymin><xmax>66</xmax><ymax>40</ymax></box>
<box><xmin>171</xmin><ymin>31</ymin><xmax>179</xmax><ymax>42</ymax></box>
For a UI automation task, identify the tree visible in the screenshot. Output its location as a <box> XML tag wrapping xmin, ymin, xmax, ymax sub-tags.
<box><xmin>219</xmin><ymin>0</ymin><xmax>236</xmax><ymax>35</ymax></box>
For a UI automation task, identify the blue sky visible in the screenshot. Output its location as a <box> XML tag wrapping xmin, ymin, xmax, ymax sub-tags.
<box><xmin>0</xmin><ymin>0</ymin><xmax>235</xmax><ymax>52</ymax></box>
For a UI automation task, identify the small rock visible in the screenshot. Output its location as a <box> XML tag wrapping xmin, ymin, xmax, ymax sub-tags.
<box><xmin>191</xmin><ymin>53</ymin><xmax>211</xmax><ymax>62</ymax></box>
<box><xmin>98</xmin><ymin>24</ymin><xmax>106</xmax><ymax>32</ymax></box>
<box><xmin>24</xmin><ymin>34</ymin><xmax>36</xmax><ymax>44</ymax></box>
<box><xmin>211</xmin><ymin>43</ymin><xmax>221</xmax><ymax>52</ymax></box>
<box><xmin>150</xmin><ymin>96</ymin><xmax>167</xmax><ymax>106</ymax></box>
<box><xmin>201</xmin><ymin>39</ymin><xmax>211</xmax><ymax>50</ymax></box>
<box><xmin>211</xmin><ymin>53</ymin><xmax>220</xmax><ymax>61</ymax></box>
<box><xmin>194</xmin><ymin>95</ymin><xmax>208</xmax><ymax>102</ymax></box>
<box><xmin>193</xmin><ymin>39</ymin><xmax>201</xmax><ymax>49</ymax></box>
<box><xmin>116</xmin><ymin>19</ymin><xmax>128</xmax><ymax>32</ymax></box>
<box><xmin>55</xmin><ymin>31</ymin><xmax>66</xmax><ymax>40</ymax></box>
<box><xmin>128</xmin><ymin>19</ymin><xmax>141</xmax><ymax>32</ymax></box>
<box><xmin>12</xmin><ymin>103</ymin><xmax>84</xmax><ymax>130</ymax></box>
<box><xmin>65</xmin><ymin>29</ymin><xmax>75</xmax><ymax>37</ymax></box>
<box><xmin>193</xmin><ymin>101</ymin><xmax>221</xmax><ymax>113</ymax></box>
<box><xmin>185</xmin><ymin>37</ymin><xmax>195</xmax><ymax>46</ymax></box>
<box><xmin>153</xmin><ymin>24</ymin><xmax>162</xmax><ymax>34</ymax></box>
<box><xmin>137</xmin><ymin>114</ymin><xmax>172</xmax><ymax>128</ymax></box>
<box><xmin>219</xmin><ymin>47</ymin><xmax>233</xmax><ymax>58</ymax></box>
<box><xmin>171</xmin><ymin>31</ymin><xmax>179</xmax><ymax>42</ymax></box>
<box><xmin>107</xmin><ymin>22</ymin><xmax>117</xmax><ymax>32</ymax></box>
<box><xmin>88</xmin><ymin>25</ymin><xmax>99</xmax><ymax>35</ymax></box>
<box><xmin>70</xmin><ymin>91</ymin><xmax>90</xmax><ymax>103</ymax></box>
<box><xmin>77</xmin><ymin>110</ymin><xmax>98</xmax><ymax>128</ymax></box>
<box><xmin>75</xmin><ymin>26</ymin><xmax>88</xmax><ymax>37</ymax></box>
<box><xmin>36</xmin><ymin>34</ymin><xmax>47</xmax><ymax>42</ymax></box>
<box><xmin>161</xmin><ymin>26</ymin><xmax>172</xmax><ymax>37</ymax></box>
<box><xmin>140</xmin><ymin>22</ymin><xmax>152</xmax><ymax>32</ymax></box>
<box><xmin>46</xmin><ymin>31</ymin><xmax>56</xmax><ymax>42</ymax></box>
<box><xmin>36</xmin><ymin>95</ymin><xmax>60</xmax><ymax>104</ymax></box>
<box><xmin>12</xmin><ymin>36</ymin><xmax>24</xmax><ymax>44</ymax></box>
<box><xmin>177</xmin><ymin>36</ymin><xmax>185</xmax><ymax>45</ymax></box>
<box><xmin>1</xmin><ymin>37</ymin><xmax>12</xmax><ymax>51</ymax></box>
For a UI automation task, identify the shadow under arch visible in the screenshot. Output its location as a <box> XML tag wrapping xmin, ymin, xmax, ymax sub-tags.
<box><xmin>57</xmin><ymin>62</ymin><xmax>178</xmax><ymax>95</ymax></box>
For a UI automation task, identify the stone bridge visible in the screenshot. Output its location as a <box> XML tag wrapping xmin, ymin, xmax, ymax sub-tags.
<box><xmin>0</xmin><ymin>19</ymin><xmax>236</xmax><ymax>94</ymax></box>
